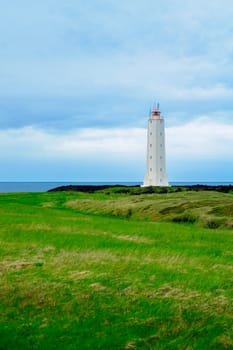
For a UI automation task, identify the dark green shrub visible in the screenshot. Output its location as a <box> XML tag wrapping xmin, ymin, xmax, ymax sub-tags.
<box><xmin>171</xmin><ymin>214</ymin><xmax>197</xmax><ymax>224</ymax></box>
<box><xmin>126</xmin><ymin>208</ymin><xmax>132</xmax><ymax>218</ymax></box>
<box><xmin>203</xmin><ymin>219</ymin><xmax>222</xmax><ymax>229</ymax></box>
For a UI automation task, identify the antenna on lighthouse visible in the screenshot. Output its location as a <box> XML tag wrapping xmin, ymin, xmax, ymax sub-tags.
<box><xmin>157</xmin><ymin>102</ymin><xmax>160</xmax><ymax>110</ymax></box>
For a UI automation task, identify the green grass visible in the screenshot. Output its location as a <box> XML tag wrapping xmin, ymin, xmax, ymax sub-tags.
<box><xmin>0</xmin><ymin>190</ymin><xmax>232</xmax><ymax>349</ymax></box>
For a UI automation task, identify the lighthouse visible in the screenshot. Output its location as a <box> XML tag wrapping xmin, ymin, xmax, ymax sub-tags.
<box><xmin>142</xmin><ymin>103</ymin><xmax>169</xmax><ymax>187</ymax></box>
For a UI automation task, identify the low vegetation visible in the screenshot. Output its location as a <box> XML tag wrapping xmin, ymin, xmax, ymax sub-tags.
<box><xmin>0</xmin><ymin>188</ymin><xmax>232</xmax><ymax>349</ymax></box>
<box><xmin>63</xmin><ymin>187</ymin><xmax>233</xmax><ymax>229</ymax></box>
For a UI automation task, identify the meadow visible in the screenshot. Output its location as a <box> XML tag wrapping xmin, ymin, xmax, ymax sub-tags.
<box><xmin>0</xmin><ymin>188</ymin><xmax>232</xmax><ymax>349</ymax></box>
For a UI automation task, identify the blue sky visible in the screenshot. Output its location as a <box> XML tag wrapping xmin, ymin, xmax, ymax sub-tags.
<box><xmin>1</xmin><ymin>0</ymin><xmax>233</xmax><ymax>182</ymax></box>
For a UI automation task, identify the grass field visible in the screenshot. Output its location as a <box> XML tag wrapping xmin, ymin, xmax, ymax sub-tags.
<box><xmin>0</xmin><ymin>189</ymin><xmax>232</xmax><ymax>349</ymax></box>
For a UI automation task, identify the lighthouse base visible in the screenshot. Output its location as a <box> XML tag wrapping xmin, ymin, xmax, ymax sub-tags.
<box><xmin>142</xmin><ymin>177</ymin><xmax>169</xmax><ymax>187</ymax></box>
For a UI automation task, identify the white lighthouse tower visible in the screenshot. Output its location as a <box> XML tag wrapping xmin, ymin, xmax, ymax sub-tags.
<box><xmin>143</xmin><ymin>103</ymin><xmax>169</xmax><ymax>187</ymax></box>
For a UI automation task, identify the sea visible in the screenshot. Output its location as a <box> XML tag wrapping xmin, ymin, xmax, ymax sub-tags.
<box><xmin>0</xmin><ymin>182</ymin><xmax>233</xmax><ymax>193</ymax></box>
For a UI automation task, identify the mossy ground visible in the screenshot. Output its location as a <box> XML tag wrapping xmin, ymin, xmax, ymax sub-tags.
<box><xmin>0</xmin><ymin>189</ymin><xmax>232</xmax><ymax>349</ymax></box>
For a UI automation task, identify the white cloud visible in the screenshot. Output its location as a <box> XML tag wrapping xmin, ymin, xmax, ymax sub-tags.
<box><xmin>0</xmin><ymin>126</ymin><xmax>146</xmax><ymax>161</ymax></box>
<box><xmin>1</xmin><ymin>117</ymin><xmax>233</xmax><ymax>164</ymax></box>
<box><xmin>165</xmin><ymin>85</ymin><xmax>233</xmax><ymax>101</ymax></box>
<box><xmin>167</xmin><ymin>117</ymin><xmax>233</xmax><ymax>159</ymax></box>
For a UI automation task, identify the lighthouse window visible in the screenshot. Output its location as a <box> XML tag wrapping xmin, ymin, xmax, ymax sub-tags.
<box><xmin>150</xmin><ymin>156</ymin><xmax>152</xmax><ymax>159</ymax></box>
<box><xmin>160</xmin><ymin>132</ymin><xmax>162</xmax><ymax>136</ymax></box>
<box><xmin>160</xmin><ymin>144</ymin><xmax>162</xmax><ymax>147</ymax></box>
<box><xmin>150</xmin><ymin>132</ymin><xmax>152</xmax><ymax>135</ymax></box>
<box><xmin>150</xmin><ymin>144</ymin><xmax>152</xmax><ymax>147</ymax></box>
<box><xmin>150</xmin><ymin>168</ymin><xmax>152</xmax><ymax>172</ymax></box>
<box><xmin>160</xmin><ymin>168</ymin><xmax>162</xmax><ymax>171</ymax></box>
<box><xmin>160</xmin><ymin>156</ymin><xmax>163</xmax><ymax>159</ymax></box>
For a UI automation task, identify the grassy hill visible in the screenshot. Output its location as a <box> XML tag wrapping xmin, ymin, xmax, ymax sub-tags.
<box><xmin>0</xmin><ymin>189</ymin><xmax>232</xmax><ymax>349</ymax></box>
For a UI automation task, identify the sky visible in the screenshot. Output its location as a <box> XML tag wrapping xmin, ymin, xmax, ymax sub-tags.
<box><xmin>1</xmin><ymin>0</ymin><xmax>233</xmax><ymax>182</ymax></box>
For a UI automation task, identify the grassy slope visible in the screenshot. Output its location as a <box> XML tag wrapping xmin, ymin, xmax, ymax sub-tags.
<box><xmin>0</xmin><ymin>190</ymin><xmax>232</xmax><ymax>349</ymax></box>
<box><xmin>65</xmin><ymin>189</ymin><xmax>233</xmax><ymax>228</ymax></box>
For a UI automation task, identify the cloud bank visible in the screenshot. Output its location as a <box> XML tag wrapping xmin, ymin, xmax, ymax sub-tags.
<box><xmin>1</xmin><ymin>117</ymin><xmax>233</xmax><ymax>181</ymax></box>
